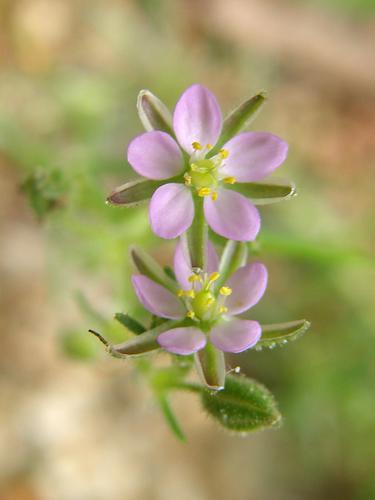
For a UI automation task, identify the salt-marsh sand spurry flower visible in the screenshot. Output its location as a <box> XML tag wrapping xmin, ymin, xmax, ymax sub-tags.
<box><xmin>124</xmin><ymin>84</ymin><xmax>288</xmax><ymax>241</ymax></box>
<box><xmin>132</xmin><ymin>242</ymin><xmax>267</xmax><ymax>355</ymax></box>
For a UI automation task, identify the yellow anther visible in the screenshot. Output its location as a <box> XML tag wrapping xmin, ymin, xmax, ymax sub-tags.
<box><xmin>184</xmin><ymin>173</ymin><xmax>192</xmax><ymax>186</ymax></box>
<box><xmin>205</xmin><ymin>143</ymin><xmax>213</xmax><ymax>150</ymax></box>
<box><xmin>205</xmin><ymin>297</ymin><xmax>215</xmax><ymax>307</ymax></box>
<box><xmin>186</xmin><ymin>310</ymin><xmax>195</xmax><ymax>319</ymax></box>
<box><xmin>198</xmin><ymin>187</ymin><xmax>211</xmax><ymax>197</ymax></box>
<box><xmin>219</xmin><ymin>148</ymin><xmax>229</xmax><ymax>158</ymax></box>
<box><xmin>177</xmin><ymin>289</ymin><xmax>185</xmax><ymax>297</ymax></box>
<box><xmin>192</xmin><ymin>142</ymin><xmax>202</xmax><ymax>150</ymax></box>
<box><xmin>208</xmin><ymin>272</ymin><xmax>220</xmax><ymax>283</ymax></box>
<box><xmin>219</xmin><ymin>286</ymin><xmax>232</xmax><ymax>296</ymax></box>
<box><xmin>219</xmin><ymin>306</ymin><xmax>228</xmax><ymax>314</ymax></box>
<box><xmin>186</xmin><ymin>290</ymin><xmax>196</xmax><ymax>298</ymax></box>
<box><xmin>188</xmin><ymin>274</ymin><xmax>200</xmax><ymax>282</ymax></box>
<box><xmin>223</xmin><ymin>176</ymin><xmax>236</xmax><ymax>184</ymax></box>
<box><xmin>211</xmin><ymin>191</ymin><xmax>218</xmax><ymax>201</ymax></box>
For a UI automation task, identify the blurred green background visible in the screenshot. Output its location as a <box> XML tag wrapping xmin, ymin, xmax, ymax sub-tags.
<box><xmin>0</xmin><ymin>0</ymin><xmax>374</xmax><ymax>499</ymax></box>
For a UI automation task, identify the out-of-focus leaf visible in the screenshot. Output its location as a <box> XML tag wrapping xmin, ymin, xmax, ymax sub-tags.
<box><xmin>157</xmin><ymin>393</ymin><xmax>186</xmax><ymax>441</ymax></box>
<box><xmin>21</xmin><ymin>167</ymin><xmax>67</xmax><ymax>219</ymax></box>
<box><xmin>256</xmin><ymin>320</ymin><xmax>311</xmax><ymax>350</ymax></box>
<box><xmin>61</xmin><ymin>329</ymin><xmax>99</xmax><ymax>360</ymax></box>
<box><xmin>226</xmin><ymin>179</ymin><xmax>296</xmax><ymax>205</ymax></box>
<box><xmin>201</xmin><ymin>375</ymin><xmax>282</xmax><ymax>433</ymax></box>
<box><xmin>106</xmin><ymin>178</ymin><xmax>163</xmax><ymax>207</ymax></box>
<box><xmin>114</xmin><ymin>313</ymin><xmax>146</xmax><ymax>335</ymax></box>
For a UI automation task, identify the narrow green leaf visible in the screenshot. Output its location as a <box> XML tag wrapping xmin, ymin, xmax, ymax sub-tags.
<box><xmin>131</xmin><ymin>245</ymin><xmax>178</xmax><ymax>293</ymax></box>
<box><xmin>201</xmin><ymin>374</ymin><xmax>282</xmax><ymax>433</ymax></box>
<box><xmin>114</xmin><ymin>313</ymin><xmax>146</xmax><ymax>335</ymax></box>
<box><xmin>106</xmin><ymin>178</ymin><xmax>163</xmax><ymax>206</ymax></box>
<box><xmin>226</xmin><ymin>179</ymin><xmax>296</xmax><ymax>205</ymax></box>
<box><xmin>257</xmin><ymin>319</ymin><xmax>311</xmax><ymax>350</ymax></box>
<box><xmin>163</xmin><ymin>265</ymin><xmax>176</xmax><ymax>281</ymax></box>
<box><xmin>157</xmin><ymin>393</ymin><xmax>186</xmax><ymax>442</ymax></box>
<box><xmin>210</xmin><ymin>92</ymin><xmax>266</xmax><ymax>155</ymax></box>
<box><xmin>195</xmin><ymin>343</ymin><xmax>225</xmax><ymax>390</ymax></box>
<box><xmin>137</xmin><ymin>89</ymin><xmax>174</xmax><ymax>135</ymax></box>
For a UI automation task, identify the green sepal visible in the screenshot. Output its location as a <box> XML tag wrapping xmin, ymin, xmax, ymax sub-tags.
<box><xmin>109</xmin><ymin>319</ymin><xmax>188</xmax><ymax>356</ymax></box>
<box><xmin>130</xmin><ymin>245</ymin><xmax>178</xmax><ymax>293</ymax></box>
<box><xmin>106</xmin><ymin>178</ymin><xmax>163</xmax><ymax>206</ymax></box>
<box><xmin>226</xmin><ymin>179</ymin><xmax>296</xmax><ymax>205</ymax></box>
<box><xmin>114</xmin><ymin>313</ymin><xmax>146</xmax><ymax>335</ymax></box>
<box><xmin>137</xmin><ymin>89</ymin><xmax>174</xmax><ymax>135</ymax></box>
<box><xmin>201</xmin><ymin>374</ymin><xmax>282</xmax><ymax>433</ymax></box>
<box><xmin>217</xmin><ymin>241</ymin><xmax>248</xmax><ymax>288</ymax></box>
<box><xmin>256</xmin><ymin>319</ymin><xmax>311</xmax><ymax>350</ymax></box>
<box><xmin>210</xmin><ymin>92</ymin><xmax>266</xmax><ymax>155</ymax></box>
<box><xmin>195</xmin><ymin>343</ymin><xmax>226</xmax><ymax>390</ymax></box>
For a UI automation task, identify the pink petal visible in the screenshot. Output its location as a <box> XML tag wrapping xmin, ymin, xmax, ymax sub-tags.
<box><xmin>221</xmin><ymin>132</ymin><xmax>288</xmax><ymax>182</ymax></box>
<box><xmin>173</xmin><ymin>240</ymin><xmax>219</xmax><ymax>289</ymax></box>
<box><xmin>149</xmin><ymin>183</ymin><xmax>194</xmax><ymax>239</ymax></box>
<box><xmin>132</xmin><ymin>275</ymin><xmax>185</xmax><ymax>319</ymax></box>
<box><xmin>127</xmin><ymin>131</ymin><xmax>184</xmax><ymax>180</ymax></box>
<box><xmin>173</xmin><ymin>84</ymin><xmax>222</xmax><ymax>154</ymax></box>
<box><xmin>210</xmin><ymin>319</ymin><xmax>261</xmax><ymax>353</ymax></box>
<box><xmin>158</xmin><ymin>327</ymin><xmax>207</xmax><ymax>355</ymax></box>
<box><xmin>226</xmin><ymin>262</ymin><xmax>268</xmax><ymax>315</ymax></box>
<box><xmin>204</xmin><ymin>189</ymin><xmax>260</xmax><ymax>241</ymax></box>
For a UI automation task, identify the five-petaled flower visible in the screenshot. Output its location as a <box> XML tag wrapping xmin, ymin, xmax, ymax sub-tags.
<box><xmin>131</xmin><ymin>242</ymin><xmax>268</xmax><ymax>355</ymax></box>
<box><xmin>127</xmin><ymin>84</ymin><xmax>288</xmax><ymax>241</ymax></box>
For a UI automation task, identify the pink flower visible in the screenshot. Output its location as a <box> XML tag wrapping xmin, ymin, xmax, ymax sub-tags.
<box><xmin>131</xmin><ymin>242</ymin><xmax>268</xmax><ymax>355</ymax></box>
<box><xmin>127</xmin><ymin>84</ymin><xmax>288</xmax><ymax>241</ymax></box>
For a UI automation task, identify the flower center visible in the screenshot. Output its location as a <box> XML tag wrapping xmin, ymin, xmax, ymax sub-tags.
<box><xmin>177</xmin><ymin>271</ymin><xmax>232</xmax><ymax>323</ymax></box>
<box><xmin>183</xmin><ymin>142</ymin><xmax>235</xmax><ymax>201</ymax></box>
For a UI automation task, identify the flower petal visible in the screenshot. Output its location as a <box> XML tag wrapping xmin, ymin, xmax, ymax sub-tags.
<box><xmin>204</xmin><ymin>189</ymin><xmax>260</xmax><ymax>241</ymax></box>
<box><xmin>158</xmin><ymin>327</ymin><xmax>207</xmax><ymax>355</ymax></box>
<box><xmin>173</xmin><ymin>240</ymin><xmax>219</xmax><ymax>289</ymax></box>
<box><xmin>127</xmin><ymin>131</ymin><xmax>184</xmax><ymax>180</ymax></box>
<box><xmin>149</xmin><ymin>183</ymin><xmax>194</xmax><ymax>239</ymax></box>
<box><xmin>210</xmin><ymin>319</ymin><xmax>261</xmax><ymax>353</ymax></box>
<box><xmin>132</xmin><ymin>275</ymin><xmax>185</xmax><ymax>319</ymax></box>
<box><xmin>173</xmin><ymin>84</ymin><xmax>222</xmax><ymax>154</ymax></box>
<box><xmin>226</xmin><ymin>262</ymin><xmax>268</xmax><ymax>315</ymax></box>
<box><xmin>221</xmin><ymin>132</ymin><xmax>288</xmax><ymax>182</ymax></box>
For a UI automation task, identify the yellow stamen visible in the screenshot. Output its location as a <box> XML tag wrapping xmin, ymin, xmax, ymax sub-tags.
<box><xmin>188</xmin><ymin>274</ymin><xmax>200</xmax><ymax>282</ymax></box>
<box><xmin>208</xmin><ymin>272</ymin><xmax>220</xmax><ymax>283</ymax></box>
<box><xmin>192</xmin><ymin>141</ymin><xmax>202</xmax><ymax>150</ymax></box>
<box><xmin>185</xmin><ymin>290</ymin><xmax>196</xmax><ymax>298</ymax></box>
<box><xmin>219</xmin><ymin>148</ymin><xmax>229</xmax><ymax>158</ymax></box>
<box><xmin>205</xmin><ymin>143</ymin><xmax>213</xmax><ymax>150</ymax></box>
<box><xmin>219</xmin><ymin>306</ymin><xmax>228</xmax><ymax>314</ymax></box>
<box><xmin>205</xmin><ymin>297</ymin><xmax>215</xmax><ymax>307</ymax></box>
<box><xmin>223</xmin><ymin>176</ymin><xmax>236</xmax><ymax>184</ymax></box>
<box><xmin>177</xmin><ymin>289</ymin><xmax>185</xmax><ymax>297</ymax></box>
<box><xmin>219</xmin><ymin>286</ymin><xmax>232</xmax><ymax>296</ymax></box>
<box><xmin>186</xmin><ymin>310</ymin><xmax>195</xmax><ymax>319</ymax></box>
<box><xmin>211</xmin><ymin>191</ymin><xmax>218</xmax><ymax>201</ymax></box>
<box><xmin>198</xmin><ymin>187</ymin><xmax>211</xmax><ymax>197</ymax></box>
<box><xmin>184</xmin><ymin>173</ymin><xmax>192</xmax><ymax>186</ymax></box>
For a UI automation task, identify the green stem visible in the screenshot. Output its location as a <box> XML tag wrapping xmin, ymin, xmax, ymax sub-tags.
<box><xmin>186</xmin><ymin>195</ymin><xmax>207</xmax><ymax>270</ymax></box>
